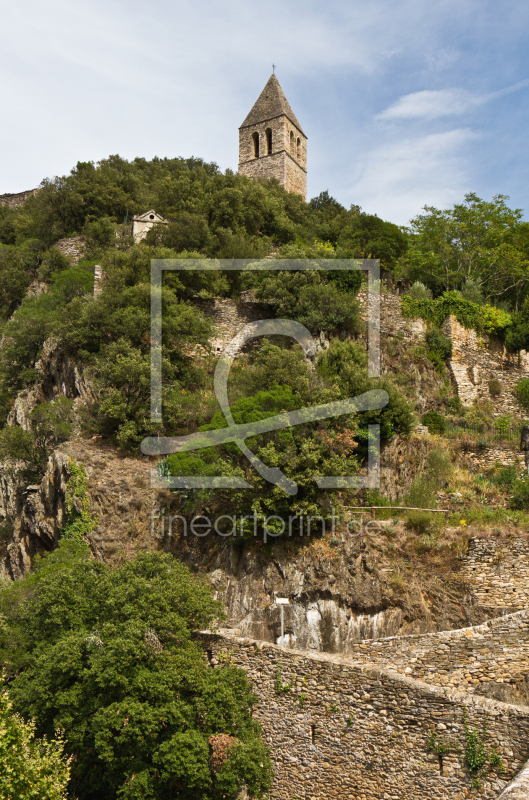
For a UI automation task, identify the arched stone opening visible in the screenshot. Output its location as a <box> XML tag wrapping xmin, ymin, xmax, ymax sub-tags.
<box><xmin>252</xmin><ymin>132</ymin><xmax>259</xmax><ymax>158</ymax></box>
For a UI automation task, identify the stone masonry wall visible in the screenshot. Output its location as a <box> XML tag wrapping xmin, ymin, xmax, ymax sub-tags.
<box><xmin>357</xmin><ymin>290</ymin><xmax>427</xmax><ymax>341</ymax></box>
<box><xmin>196</xmin><ymin>298</ymin><xmax>271</xmax><ymax>353</ymax></box>
<box><xmin>0</xmin><ymin>189</ymin><xmax>36</xmax><ymax>208</ymax></box>
<box><xmin>346</xmin><ymin>610</ymin><xmax>529</xmax><ymax>697</ymax></box>
<box><xmin>197</xmin><ymin>631</ymin><xmax>529</xmax><ymax>799</ymax></box>
<box><xmin>443</xmin><ymin>316</ymin><xmax>529</xmax><ymax>415</ymax></box>
<box><xmin>238</xmin><ymin>114</ymin><xmax>307</xmax><ymax>198</ymax></box>
<box><xmin>461</xmin><ymin>537</ymin><xmax>529</xmax><ymax>611</ymax></box>
<box><xmin>53</xmin><ymin>235</ymin><xmax>86</xmax><ymax>265</ymax></box>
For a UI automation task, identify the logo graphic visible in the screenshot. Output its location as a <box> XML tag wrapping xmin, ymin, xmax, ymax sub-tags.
<box><xmin>141</xmin><ymin>259</ymin><xmax>387</xmax><ymax>492</ymax></box>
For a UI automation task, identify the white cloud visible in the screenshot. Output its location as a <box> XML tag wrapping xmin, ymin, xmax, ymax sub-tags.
<box><xmin>349</xmin><ymin>128</ymin><xmax>478</xmax><ymax>225</ymax></box>
<box><xmin>377</xmin><ymin>79</ymin><xmax>529</xmax><ymax>121</ymax></box>
<box><xmin>376</xmin><ymin>89</ymin><xmax>481</xmax><ymax>121</ymax></box>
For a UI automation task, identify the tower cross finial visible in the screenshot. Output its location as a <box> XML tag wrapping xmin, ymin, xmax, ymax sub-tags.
<box><xmin>272</xmin><ymin>63</ymin><xmax>276</xmax><ymax>74</ymax></box>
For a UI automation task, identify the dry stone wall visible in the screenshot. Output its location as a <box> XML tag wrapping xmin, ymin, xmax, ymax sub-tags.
<box><xmin>458</xmin><ymin>442</ymin><xmax>526</xmax><ymax>472</ymax></box>
<box><xmin>357</xmin><ymin>290</ymin><xmax>427</xmax><ymax>342</ymax></box>
<box><xmin>53</xmin><ymin>235</ymin><xmax>85</xmax><ymax>265</ymax></box>
<box><xmin>0</xmin><ymin>189</ymin><xmax>36</xmax><ymax>208</ymax></box>
<box><xmin>442</xmin><ymin>316</ymin><xmax>529</xmax><ymax>415</ymax></box>
<box><xmin>346</xmin><ymin>610</ymin><xmax>529</xmax><ymax>698</ymax></box>
<box><xmin>197</xmin><ymin>631</ymin><xmax>529</xmax><ymax>799</ymax></box>
<box><xmin>462</xmin><ymin>537</ymin><xmax>529</xmax><ymax>611</ymax></box>
<box><xmin>196</xmin><ymin>297</ymin><xmax>272</xmax><ymax>353</ymax></box>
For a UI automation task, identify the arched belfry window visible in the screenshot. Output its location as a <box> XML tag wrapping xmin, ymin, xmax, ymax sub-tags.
<box><xmin>290</xmin><ymin>130</ymin><xmax>294</xmax><ymax>155</ymax></box>
<box><xmin>265</xmin><ymin>128</ymin><xmax>272</xmax><ymax>155</ymax></box>
<box><xmin>252</xmin><ymin>132</ymin><xmax>259</xmax><ymax>158</ymax></box>
<box><xmin>297</xmin><ymin>138</ymin><xmax>301</xmax><ymax>159</ymax></box>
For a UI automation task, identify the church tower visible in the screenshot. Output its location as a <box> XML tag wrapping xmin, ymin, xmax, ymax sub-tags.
<box><xmin>238</xmin><ymin>74</ymin><xmax>307</xmax><ymax>200</ymax></box>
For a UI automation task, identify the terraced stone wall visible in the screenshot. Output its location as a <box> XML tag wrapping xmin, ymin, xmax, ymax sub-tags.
<box><xmin>197</xmin><ymin>632</ymin><xmax>529</xmax><ymax>799</ymax></box>
<box><xmin>347</xmin><ymin>610</ymin><xmax>529</xmax><ymax>697</ymax></box>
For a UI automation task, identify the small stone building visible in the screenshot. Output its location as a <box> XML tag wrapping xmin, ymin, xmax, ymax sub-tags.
<box><xmin>132</xmin><ymin>209</ymin><xmax>168</xmax><ymax>243</ymax></box>
<box><xmin>238</xmin><ymin>74</ymin><xmax>307</xmax><ymax>200</ymax></box>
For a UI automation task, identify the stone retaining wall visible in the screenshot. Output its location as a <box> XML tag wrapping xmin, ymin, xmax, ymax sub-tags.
<box><xmin>357</xmin><ymin>290</ymin><xmax>427</xmax><ymax>342</ymax></box>
<box><xmin>197</xmin><ymin>631</ymin><xmax>529</xmax><ymax>799</ymax></box>
<box><xmin>462</xmin><ymin>537</ymin><xmax>529</xmax><ymax>611</ymax></box>
<box><xmin>346</xmin><ymin>610</ymin><xmax>529</xmax><ymax>697</ymax></box>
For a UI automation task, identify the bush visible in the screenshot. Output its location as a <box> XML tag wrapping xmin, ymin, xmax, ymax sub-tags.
<box><xmin>401</xmin><ymin>291</ymin><xmax>512</xmax><ymax>337</ymax></box>
<box><xmin>0</xmin><ymin>678</ymin><xmax>71</xmax><ymax>800</ymax></box>
<box><xmin>406</xmin><ymin>281</ymin><xmax>432</xmax><ymax>300</ymax></box>
<box><xmin>488</xmin><ymin>379</ymin><xmax>502</xmax><ymax>398</ymax></box>
<box><xmin>425</xmin><ymin>327</ymin><xmax>452</xmax><ymax>361</ymax></box>
<box><xmin>492</xmin><ymin>465</ymin><xmax>518</xmax><ymax>490</ymax></box>
<box><xmin>422</xmin><ymin>411</ymin><xmax>447</xmax><ymax>434</ymax></box>
<box><xmin>510</xmin><ymin>475</ymin><xmax>529</xmax><ymax>509</ymax></box>
<box><xmin>404</xmin><ymin>477</ymin><xmax>438</xmax><ymax>532</ymax></box>
<box><xmin>425</xmin><ymin>447</ymin><xmax>452</xmax><ymax>483</ymax></box>
<box><xmin>515</xmin><ymin>378</ymin><xmax>529</xmax><ymax>410</ymax></box>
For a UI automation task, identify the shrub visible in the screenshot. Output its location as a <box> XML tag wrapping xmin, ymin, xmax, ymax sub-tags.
<box><xmin>492</xmin><ymin>465</ymin><xmax>518</xmax><ymax>490</ymax></box>
<box><xmin>0</xmin><ymin>545</ymin><xmax>273</xmax><ymax>800</ymax></box>
<box><xmin>404</xmin><ymin>477</ymin><xmax>438</xmax><ymax>532</ymax></box>
<box><xmin>510</xmin><ymin>475</ymin><xmax>529</xmax><ymax>509</ymax></box>
<box><xmin>0</xmin><ymin>678</ymin><xmax>71</xmax><ymax>800</ymax></box>
<box><xmin>488</xmin><ymin>378</ymin><xmax>502</xmax><ymax>398</ymax></box>
<box><xmin>406</xmin><ymin>281</ymin><xmax>432</xmax><ymax>300</ymax></box>
<box><xmin>446</xmin><ymin>395</ymin><xmax>463</xmax><ymax>413</ymax></box>
<box><xmin>515</xmin><ymin>378</ymin><xmax>529</xmax><ymax>410</ymax></box>
<box><xmin>421</xmin><ymin>411</ymin><xmax>446</xmax><ymax>434</ymax></box>
<box><xmin>401</xmin><ymin>291</ymin><xmax>512</xmax><ymax>337</ymax></box>
<box><xmin>425</xmin><ymin>447</ymin><xmax>452</xmax><ymax>483</ymax></box>
<box><xmin>425</xmin><ymin>327</ymin><xmax>452</xmax><ymax>361</ymax></box>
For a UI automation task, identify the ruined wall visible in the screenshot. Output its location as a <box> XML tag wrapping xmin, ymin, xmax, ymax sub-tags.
<box><xmin>0</xmin><ymin>189</ymin><xmax>36</xmax><ymax>208</ymax></box>
<box><xmin>457</xmin><ymin>442</ymin><xmax>526</xmax><ymax>472</ymax></box>
<box><xmin>196</xmin><ymin>297</ymin><xmax>272</xmax><ymax>353</ymax></box>
<box><xmin>443</xmin><ymin>316</ymin><xmax>529</xmax><ymax>414</ymax></box>
<box><xmin>198</xmin><ymin>631</ymin><xmax>529</xmax><ymax>799</ymax></box>
<box><xmin>53</xmin><ymin>235</ymin><xmax>86</xmax><ymax>265</ymax></box>
<box><xmin>357</xmin><ymin>290</ymin><xmax>427</xmax><ymax>342</ymax></box>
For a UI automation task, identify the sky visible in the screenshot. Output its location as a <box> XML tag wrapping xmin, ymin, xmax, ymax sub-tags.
<box><xmin>1</xmin><ymin>0</ymin><xmax>529</xmax><ymax>225</ymax></box>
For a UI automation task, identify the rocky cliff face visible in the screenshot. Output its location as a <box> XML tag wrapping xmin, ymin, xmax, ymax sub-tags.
<box><xmin>7</xmin><ymin>337</ymin><xmax>95</xmax><ymax>431</ymax></box>
<box><xmin>0</xmin><ymin>336</ymin><xmax>95</xmax><ymax>577</ymax></box>
<box><xmin>0</xmin><ymin>450</ymin><xmax>71</xmax><ymax>579</ymax></box>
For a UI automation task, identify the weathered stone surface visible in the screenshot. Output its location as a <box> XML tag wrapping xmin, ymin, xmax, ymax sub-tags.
<box><xmin>197</xmin><ymin>630</ymin><xmax>529</xmax><ymax>799</ymax></box>
<box><xmin>0</xmin><ymin>189</ymin><xmax>36</xmax><ymax>208</ymax></box>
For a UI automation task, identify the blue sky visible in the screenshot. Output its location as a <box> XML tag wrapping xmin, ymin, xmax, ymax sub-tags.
<box><xmin>1</xmin><ymin>0</ymin><xmax>529</xmax><ymax>225</ymax></box>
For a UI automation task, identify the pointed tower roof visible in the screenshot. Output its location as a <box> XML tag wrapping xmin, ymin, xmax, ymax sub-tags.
<box><xmin>240</xmin><ymin>74</ymin><xmax>305</xmax><ymax>136</ymax></box>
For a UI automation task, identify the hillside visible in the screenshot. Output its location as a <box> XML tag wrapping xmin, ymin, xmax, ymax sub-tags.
<box><xmin>1</xmin><ymin>157</ymin><xmax>529</xmax><ymax>798</ymax></box>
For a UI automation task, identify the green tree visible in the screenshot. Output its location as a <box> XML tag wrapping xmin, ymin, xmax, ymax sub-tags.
<box><xmin>0</xmin><ymin>544</ymin><xmax>272</xmax><ymax>800</ymax></box>
<box><xmin>403</xmin><ymin>193</ymin><xmax>529</xmax><ymax>305</ymax></box>
<box><xmin>0</xmin><ymin>678</ymin><xmax>71</xmax><ymax>800</ymax></box>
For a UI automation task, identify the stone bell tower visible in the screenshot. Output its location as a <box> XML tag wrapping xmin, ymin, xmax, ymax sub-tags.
<box><xmin>238</xmin><ymin>74</ymin><xmax>307</xmax><ymax>200</ymax></box>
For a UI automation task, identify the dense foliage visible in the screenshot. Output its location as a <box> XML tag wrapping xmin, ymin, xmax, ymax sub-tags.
<box><xmin>401</xmin><ymin>193</ymin><xmax>529</xmax><ymax>307</ymax></box>
<box><xmin>401</xmin><ymin>291</ymin><xmax>512</xmax><ymax>337</ymax></box>
<box><xmin>0</xmin><ymin>678</ymin><xmax>71</xmax><ymax>800</ymax></box>
<box><xmin>0</xmin><ymin>544</ymin><xmax>272</xmax><ymax>800</ymax></box>
<box><xmin>163</xmin><ymin>339</ymin><xmax>414</xmax><ymax>526</ymax></box>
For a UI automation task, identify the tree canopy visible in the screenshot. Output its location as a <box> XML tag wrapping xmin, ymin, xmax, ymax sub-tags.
<box><xmin>0</xmin><ymin>544</ymin><xmax>272</xmax><ymax>800</ymax></box>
